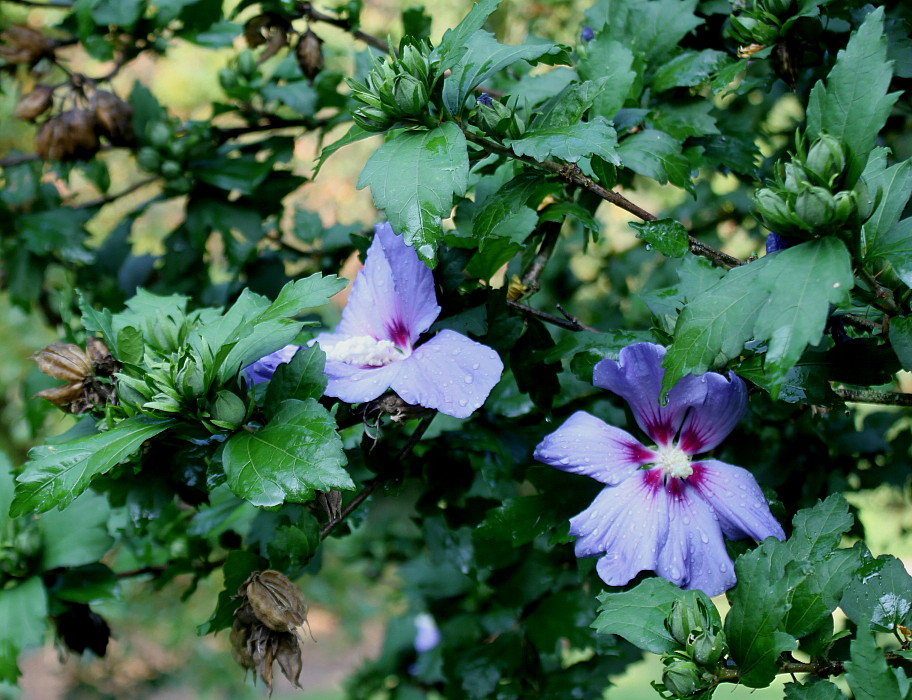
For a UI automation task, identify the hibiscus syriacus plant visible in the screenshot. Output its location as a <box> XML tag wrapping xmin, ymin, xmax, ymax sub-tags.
<box><xmin>248</xmin><ymin>223</ymin><xmax>503</xmax><ymax>419</ymax></box>
<box><xmin>535</xmin><ymin>343</ymin><xmax>785</xmax><ymax>596</ymax></box>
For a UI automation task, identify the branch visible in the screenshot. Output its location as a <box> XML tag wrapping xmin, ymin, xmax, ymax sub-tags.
<box><xmin>521</xmin><ymin>221</ymin><xmax>561</xmax><ymax>293</ymax></box>
<box><xmin>833</xmin><ymin>387</ymin><xmax>912</xmax><ymax>407</ymax></box>
<box><xmin>74</xmin><ymin>176</ymin><xmax>158</xmax><ymax>209</ymax></box>
<box><xmin>507</xmin><ymin>299</ymin><xmax>599</xmax><ymax>333</ymax></box>
<box><xmin>0</xmin><ymin>153</ymin><xmax>40</xmax><ymax>168</ymax></box>
<box><xmin>320</xmin><ymin>411</ymin><xmax>437</xmax><ymax>537</ymax></box>
<box><xmin>299</xmin><ymin>2</ymin><xmax>390</xmax><ymax>54</ymax></box>
<box><xmin>461</xmin><ymin>128</ymin><xmax>743</xmax><ymax>270</ymax></box>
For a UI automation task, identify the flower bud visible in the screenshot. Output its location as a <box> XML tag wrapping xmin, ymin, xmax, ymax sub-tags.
<box><xmin>689</xmin><ymin>630</ymin><xmax>728</xmax><ymax>667</ymax></box>
<box><xmin>391</xmin><ymin>73</ymin><xmax>428</xmax><ymax>117</ymax></box>
<box><xmin>147</xmin><ymin>121</ymin><xmax>171</xmax><ymax>149</ymax></box>
<box><xmin>237</xmin><ymin>50</ymin><xmax>257</xmax><ymax>78</ymax></box>
<box><xmin>295</xmin><ymin>30</ymin><xmax>324</xmax><ymax>82</ymax></box>
<box><xmin>662</xmin><ymin>658</ymin><xmax>704</xmax><ymax>697</ymax></box>
<box><xmin>765</xmin><ymin>231</ymin><xmax>799</xmax><ymax>254</ymax></box>
<box><xmin>0</xmin><ymin>25</ymin><xmax>55</xmax><ymax>65</ymax></box>
<box><xmin>783</xmin><ymin>162</ymin><xmax>809</xmax><ymax>194</ymax></box>
<box><xmin>14</xmin><ymin>85</ymin><xmax>54</xmax><ymax>122</ymax></box>
<box><xmin>805</xmin><ymin>134</ymin><xmax>845</xmax><ymax>186</ymax></box>
<box><xmin>210</xmin><ymin>389</ymin><xmax>247</xmax><ymax>429</ymax></box>
<box><xmin>399</xmin><ymin>44</ymin><xmax>430</xmax><ymax>86</ymax></box>
<box><xmin>353</xmin><ymin>106</ymin><xmax>394</xmax><ymax>132</ymax></box>
<box><xmin>581</xmin><ymin>26</ymin><xmax>595</xmax><ymax>42</ymax></box>
<box><xmin>667</xmin><ymin>599</ymin><xmax>703</xmax><ymax>646</ymax></box>
<box><xmin>854</xmin><ymin>178</ymin><xmax>875</xmax><ymax>222</ymax></box>
<box><xmin>762</xmin><ymin>0</ymin><xmax>794</xmax><ymax>16</ymax></box>
<box><xmin>93</xmin><ymin>90</ymin><xmax>135</xmax><ymax>146</ymax></box>
<box><xmin>794</xmin><ymin>185</ymin><xmax>835</xmax><ymax>230</ymax></box>
<box><xmin>754</xmin><ymin>188</ymin><xmax>794</xmax><ymax>230</ymax></box>
<box><xmin>137</xmin><ymin>146</ymin><xmax>162</xmax><ymax>172</ymax></box>
<box><xmin>831</xmin><ymin>190</ymin><xmax>855</xmax><ymax>227</ymax></box>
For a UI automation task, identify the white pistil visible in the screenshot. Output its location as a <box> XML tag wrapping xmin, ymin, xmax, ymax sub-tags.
<box><xmin>322</xmin><ymin>335</ymin><xmax>407</xmax><ymax>366</ymax></box>
<box><xmin>655</xmin><ymin>444</ymin><xmax>693</xmax><ymax>479</ymax></box>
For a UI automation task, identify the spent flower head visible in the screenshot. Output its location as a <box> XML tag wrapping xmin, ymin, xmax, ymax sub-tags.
<box><xmin>534</xmin><ymin>342</ymin><xmax>784</xmax><ymax>596</ymax></box>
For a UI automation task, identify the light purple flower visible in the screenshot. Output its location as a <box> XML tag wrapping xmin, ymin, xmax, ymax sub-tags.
<box><xmin>533</xmin><ymin>342</ymin><xmax>784</xmax><ymax>597</ymax></box>
<box><xmin>250</xmin><ymin>223</ymin><xmax>503</xmax><ymax>418</ymax></box>
<box><xmin>413</xmin><ymin>613</ymin><xmax>441</xmax><ymax>653</ymax></box>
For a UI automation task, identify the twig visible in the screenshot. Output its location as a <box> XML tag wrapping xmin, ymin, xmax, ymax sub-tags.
<box><xmin>461</xmin><ymin>128</ymin><xmax>743</xmax><ymax>270</ymax></box>
<box><xmin>521</xmin><ymin>221</ymin><xmax>561</xmax><ymax>293</ymax></box>
<box><xmin>75</xmin><ymin>176</ymin><xmax>158</xmax><ymax>209</ymax></box>
<box><xmin>320</xmin><ymin>411</ymin><xmax>437</xmax><ymax>537</ymax></box>
<box><xmin>299</xmin><ymin>2</ymin><xmax>390</xmax><ymax>54</ymax></box>
<box><xmin>0</xmin><ymin>153</ymin><xmax>40</xmax><ymax>168</ymax></box>
<box><xmin>833</xmin><ymin>387</ymin><xmax>912</xmax><ymax>407</ymax></box>
<box><xmin>1</xmin><ymin>0</ymin><xmax>72</xmax><ymax>6</ymax></box>
<box><xmin>842</xmin><ymin>313</ymin><xmax>883</xmax><ymax>333</ymax></box>
<box><xmin>507</xmin><ymin>299</ymin><xmax>599</xmax><ymax>333</ymax></box>
<box><xmin>858</xmin><ymin>267</ymin><xmax>903</xmax><ymax>317</ymax></box>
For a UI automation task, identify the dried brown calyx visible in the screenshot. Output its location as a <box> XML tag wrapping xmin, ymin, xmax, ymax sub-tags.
<box><xmin>92</xmin><ymin>90</ymin><xmax>135</xmax><ymax>146</ymax></box>
<box><xmin>32</xmin><ymin>337</ymin><xmax>118</xmax><ymax>414</ymax></box>
<box><xmin>244</xmin><ymin>13</ymin><xmax>291</xmax><ymax>63</ymax></box>
<box><xmin>295</xmin><ymin>29</ymin><xmax>324</xmax><ymax>82</ymax></box>
<box><xmin>35</xmin><ymin>108</ymin><xmax>100</xmax><ymax>161</ymax></box>
<box><xmin>14</xmin><ymin>85</ymin><xmax>54</xmax><ymax>122</ymax></box>
<box><xmin>0</xmin><ymin>25</ymin><xmax>56</xmax><ymax>66</ymax></box>
<box><xmin>231</xmin><ymin>570</ymin><xmax>314</xmax><ymax>692</ymax></box>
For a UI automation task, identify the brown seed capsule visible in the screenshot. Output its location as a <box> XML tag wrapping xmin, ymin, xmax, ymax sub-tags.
<box><xmin>85</xmin><ymin>336</ymin><xmax>116</xmax><ymax>376</ymax></box>
<box><xmin>229</xmin><ymin>618</ymin><xmax>254</xmax><ymax>671</ymax></box>
<box><xmin>35</xmin><ymin>381</ymin><xmax>86</xmax><ymax>408</ymax></box>
<box><xmin>243</xmin><ymin>570</ymin><xmax>309</xmax><ymax>633</ymax></box>
<box><xmin>14</xmin><ymin>85</ymin><xmax>54</xmax><ymax>122</ymax></box>
<box><xmin>93</xmin><ymin>90</ymin><xmax>135</xmax><ymax>146</ymax></box>
<box><xmin>35</xmin><ymin>115</ymin><xmax>64</xmax><ymax>160</ymax></box>
<box><xmin>0</xmin><ymin>25</ymin><xmax>55</xmax><ymax>66</ymax></box>
<box><xmin>274</xmin><ymin>633</ymin><xmax>303</xmax><ymax>688</ymax></box>
<box><xmin>32</xmin><ymin>342</ymin><xmax>92</xmax><ymax>382</ymax></box>
<box><xmin>248</xmin><ymin>624</ymin><xmax>276</xmax><ymax>691</ymax></box>
<box><xmin>295</xmin><ymin>30</ymin><xmax>324</xmax><ymax>82</ymax></box>
<box><xmin>60</xmin><ymin>108</ymin><xmax>101</xmax><ymax>160</ymax></box>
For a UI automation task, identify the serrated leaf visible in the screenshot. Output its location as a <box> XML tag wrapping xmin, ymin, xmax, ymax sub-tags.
<box><xmin>664</xmin><ymin>238</ymin><xmax>853</xmax><ymax>397</ymax></box>
<box><xmin>859</xmin><ymin>150</ymin><xmax>912</xmax><ymax>286</ymax></box>
<box><xmin>647</xmin><ymin>101</ymin><xmax>719</xmax><ymax>140</ymax></box>
<box><xmin>652</xmin><ymin>49</ymin><xmax>731</xmax><ymax>92</ymax></box>
<box><xmin>263</xmin><ymin>344</ymin><xmax>328</xmax><ymax>420</ymax></box>
<box><xmin>845</xmin><ymin>629</ymin><xmax>910</xmax><ymax>700</ymax></box>
<box><xmin>577</xmin><ymin>39</ymin><xmax>636</xmax><ymax>119</ymax></box>
<box><xmin>11</xmin><ymin>417</ymin><xmax>174</xmax><ymax>516</ymax></box>
<box><xmin>889</xmin><ymin>316</ymin><xmax>912</xmax><ymax>370</ymax></box>
<box><xmin>0</xmin><ymin>452</ymin><xmax>13</xmax><ymax>532</ymax></box>
<box><xmin>474</xmin><ymin>495</ymin><xmax>560</xmax><ymax>547</ymax></box>
<box><xmin>358</xmin><ymin>123</ymin><xmax>469</xmax><ymax>267</ymax></box>
<box><xmin>629</xmin><ymin>218</ymin><xmax>689</xmax><ymax>257</ymax></box>
<box><xmin>592</xmin><ymin>578</ymin><xmax>683</xmax><ymax>654</ymax></box>
<box><xmin>784</xmin><ymin>545</ymin><xmax>865</xmax><ymax>639</ymax></box>
<box><xmin>806</xmin><ymin>7</ymin><xmax>899</xmax><ymax>185</ymax></box>
<box><xmin>472</xmin><ymin>175</ymin><xmax>555</xmax><ymax>248</ymax></box>
<box><xmin>260</xmin><ymin>273</ymin><xmax>347</xmax><ymax>321</ymax></box>
<box><xmin>38</xmin><ymin>490</ymin><xmax>114</xmax><ymax>570</ymax></box>
<box><xmin>788</xmin><ymin>493</ymin><xmax>854</xmax><ymax>562</ymax></box>
<box><xmin>585</xmin><ymin>0</ymin><xmax>701</xmax><ymax>63</ymax></box>
<box><xmin>442</xmin><ymin>30</ymin><xmax>562</xmax><ymax>115</ymax></box>
<box><xmin>223</xmin><ymin>398</ymin><xmax>352</xmax><ymax>507</ymax></box>
<box><xmin>617</xmin><ymin>129</ymin><xmax>692</xmax><ymax>193</ymax></box>
<box><xmin>840</xmin><ymin>555</ymin><xmax>912</xmax><ymax>633</ymax></box>
<box><xmin>433</xmin><ymin>0</ymin><xmax>502</xmax><ymax>71</ymax></box>
<box><xmin>784</xmin><ymin>681</ymin><xmax>847</xmax><ymax>699</ymax></box>
<box><xmin>505</xmin><ymin>117</ymin><xmax>621</xmax><ymax>166</ymax></box>
<box><xmin>314</xmin><ymin>123</ymin><xmax>375</xmax><ymax>177</ymax></box>
<box><xmin>0</xmin><ymin>577</ymin><xmax>47</xmax><ymax>683</ymax></box>
<box><xmin>532</xmin><ymin>77</ymin><xmax>610</xmax><ymax>129</ymax></box>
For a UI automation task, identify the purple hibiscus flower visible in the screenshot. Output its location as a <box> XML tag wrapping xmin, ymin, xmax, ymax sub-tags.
<box><xmin>534</xmin><ymin>342</ymin><xmax>784</xmax><ymax>596</ymax></box>
<box><xmin>247</xmin><ymin>223</ymin><xmax>503</xmax><ymax>419</ymax></box>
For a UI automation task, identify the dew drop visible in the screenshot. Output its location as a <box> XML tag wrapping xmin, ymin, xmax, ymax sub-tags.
<box><xmin>683</xmin><ymin>516</ymin><xmax>691</xmax><ymax>526</ymax></box>
<box><xmin>464</xmin><ymin>375</ymin><xmax>473</xmax><ymax>384</ymax></box>
<box><xmin>699</xmin><ymin>531</ymin><xmax>709</xmax><ymax>544</ymax></box>
<box><xmin>559</xmin><ymin>457</ymin><xmax>570</xmax><ymax>465</ymax></box>
<box><xmin>472</xmin><ymin>363</ymin><xmax>480</xmax><ymax>370</ymax></box>
<box><xmin>458</xmin><ymin>399</ymin><xmax>468</xmax><ymax>407</ymax></box>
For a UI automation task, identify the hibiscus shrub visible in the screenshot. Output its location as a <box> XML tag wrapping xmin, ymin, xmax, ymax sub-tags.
<box><xmin>1</xmin><ymin>0</ymin><xmax>912</xmax><ymax>697</ymax></box>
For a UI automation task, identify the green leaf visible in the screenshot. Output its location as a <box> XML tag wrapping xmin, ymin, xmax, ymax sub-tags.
<box><xmin>585</xmin><ymin>0</ymin><xmax>702</xmax><ymax>63</ymax></box>
<box><xmin>474</xmin><ymin>495</ymin><xmax>562</xmax><ymax>547</ymax></box>
<box><xmin>259</xmin><ymin>273</ymin><xmax>347</xmax><ymax>322</ymax></box>
<box><xmin>577</xmin><ymin>39</ymin><xmax>636</xmax><ymax>119</ymax></box>
<box><xmin>840</xmin><ymin>555</ymin><xmax>912</xmax><ymax>633</ymax></box>
<box><xmin>617</xmin><ymin>130</ymin><xmax>693</xmax><ymax>193</ymax></box>
<box><xmin>266</xmin><ymin>516</ymin><xmax>321</xmax><ymax>570</ymax></box>
<box><xmin>845</xmin><ymin>629</ymin><xmax>911</xmax><ymax>700</ymax></box>
<box><xmin>222</xmin><ymin>398</ymin><xmax>353</xmax><ymax>507</ymax></box>
<box><xmin>11</xmin><ymin>417</ymin><xmax>174</xmax><ymax>516</ymax></box>
<box><xmin>889</xmin><ymin>316</ymin><xmax>912</xmax><ymax>370</ymax></box>
<box><xmin>433</xmin><ymin>0</ymin><xmax>502</xmax><ymax>72</ymax></box>
<box><xmin>0</xmin><ymin>452</ymin><xmax>13</xmax><ymax>532</ymax></box>
<box><xmin>442</xmin><ymin>31</ymin><xmax>562</xmax><ymax>115</ymax></box>
<box><xmin>263</xmin><ymin>344</ymin><xmax>328</xmax><ymax>420</ymax></box>
<box><xmin>198</xmin><ymin>550</ymin><xmax>267</xmax><ymax>635</ymax></box>
<box><xmin>592</xmin><ymin>578</ymin><xmax>683</xmax><ymax>654</ymax></box>
<box><xmin>784</xmin><ymin>681</ymin><xmax>847</xmax><ymax>700</ymax></box>
<box><xmin>664</xmin><ymin>238</ymin><xmax>854</xmax><ymax>397</ymax></box>
<box><xmin>0</xmin><ymin>577</ymin><xmax>48</xmax><ymax>683</ymax></box>
<box><xmin>860</xmin><ymin>150</ymin><xmax>912</xmax><ymax>286</ymax></box>
<box><xmin>505</xmin><ymin>117</ymin><xmax>621</xmax><ymax>166</ymax></box>
<box><xmin>651</xmin><ymin>50</ymin><xmax>731</xmax><ymax>92</ymax></box>
<box><xmin>806</xmin><ymin>7</ymin><xmax>900</xmax><ymax>185</ymax></box>
<box><xmin>314</xmin><ymin>123</ymin><xmax>375</xmax><ymax>177</ymax></box>
<box><xmin>358</xmin><ymin>123</ymin><xmax>469</xmax><ymax>267</ymax></box>
<box><xmin>38</xmin><ymin>491</ymin><xmax>114</xmax><ymax>570</ymax></box>
<box><xmin>647</xmin><ymin>101</ymin><xmax>719</xmax><ymax>140</ymax></box>
<box><xmin>629</xmin><ymin>218</ymin><xmax>689</xmax><ymax>257</ymax></box>
<box><xmin>193</xmin><ymin>155</ymin><xmax>273</xmax><ymax>195</ymax></box>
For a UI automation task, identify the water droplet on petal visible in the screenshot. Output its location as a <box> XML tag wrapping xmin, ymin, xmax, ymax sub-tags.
<box><xmin>464</xmin><ymin>375</ymin><xmax>473</xmax><ymax>384</ymax></box>
<box><xmin>699</xmin><ymin>531</ymin><xmax>709</xmax><ymax>544</ymax></box>
<box><xmin>559</xmin><ymin>457</ymin><xmax>569</xmax><ymax>465</ymax></box>
<box><xmin>458</xmin><ymin>399</ymin><xmax>467</xmax><ymax>407</ymax></box>
<box><xmin>472</xmin><ymin>363</ymin><xmax>480</xmax><ymax>370</ymax></box>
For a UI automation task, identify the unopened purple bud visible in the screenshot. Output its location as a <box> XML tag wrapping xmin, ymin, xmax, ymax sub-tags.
<box><xmin>581</xmin><ymin>26</ymin><xmax>595</xmax><ymax>41</ymax></box>
<box><xmin>413</xmin><ymin>613</ymin><xmax>440</xmax><ymax>653</ymax></box>
<box><xmin>765</xmin><ymin>232</ymin><xmax>799</xmax><ymax>254</ymax></box>
<box><xmin>476</xmin><ymin>93</ymin><xmax>494</xmax><ymax>108</ymax></box>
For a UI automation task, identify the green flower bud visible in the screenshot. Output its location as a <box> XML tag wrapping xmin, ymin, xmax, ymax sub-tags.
<box><xmin>854</xmin><ymin>178</ymin><xmax>876</xmax><ymax>222</ymax></box>
<box><xmin>729</xmin><ymin>15</ymin><xmax>779</xmax><ymax>45</ymax></box>
<box><xmin>177</xmin><ymin>358</ymin><xmax>207</xmax><ymax>398</ymax></box>
<box><xmin>161</xmin><ymin>160</ymin><xmax>182</xmax><ymax>179</ymax></box>
<box><xmin>761</xmin><ymin>0</ymin><xmax>794</xmax><ymax>18</ymax></box>
<box><xmin>353</xmin><ymin>106</ymin><xmax>395</xmax><ymax>132</ymax></box>
<box><xmin>211</xmin><ymin>389</ymin><xmax>247</xmax><ymax>429</ymax></box>
<box><xmin>794</xmin><ymin>185</ymin><xmax>836</xmax><ymax>230</ymax></box>
<box><xmin>689</xmin><ymin>630</ymin><xmax>728</xmax><ymax>667</ymax></box>
<box><xmin>136</xmin><ymin>146</ymin><xmax>162</xmax><ymax>172</ymax></box>
<box><xmin>237</xmin><ymin>50</ymin><xmax>257</xmax><ymax>78</ymax></box>
<box><xmin>783</xmin><ymin>162</ymin><xmax>809</xmax><ymax>194</ymax></box>
<box><xmin>831</xmin><ymin>190</ymin><xmax>855</xmax><ymax>227</ymax></box>
<box><xmin>148</xmin><ymin>122</ymin><xmax>171</xmax><ymax>149</ymax></box>
<box><xmin>805</xmin><ymin>134</ymin><xmax>846</xmax><ymax>186</ymax></box>
<box><xmin>400</xmin><ymin>44</ymin><xmax>430</xmax><ymax>85</ymax></box>
<box><xmin>218</xmin><ymin>67</ymin><xmax>239</xmax><ymax>92</ymax></box>
<box><xmin>667</xmin><ymin>599</ymin><xmax>703</xmax><ymax>646</ymax></box>
<box><xmin>754</xmin><ymin>188</ymin><xmax>794</xmax><ymax>229</ymax></box>
<box><xmin>662</xmin><ymin>658</ymin><xmax>704</xmax><ymax>697</ymax></box>
<box><xmin>391</xmin><ymin>73</ymin><xmax>428</xmax><ymax>117</ymax></box>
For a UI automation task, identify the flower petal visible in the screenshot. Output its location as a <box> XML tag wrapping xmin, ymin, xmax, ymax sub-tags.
<box><xmin>592</xmin><ymin>343</ymin><xmax>690</xmax><ymax>446</ymax></box>
<box><xmin>688</xmin><ymin>459</ymin><xmax>786</xmax><ymax>542</ymax></box>
<box><xmin>322</xmin><ymin>359</ymin><xmax>403</xmax><ymax>404</ymax></box>
<box><xmin>244</xmin><ymin>344</ymin><xmax>300</xmax><ymax>384</ymax></box>
<box><xmin>569</xmin><ymin>469</ymin><xmax>669</xmax><ymax>587</ymax></box>
<box><xmin>676</xmin><ymin>371</ymin><xmax>747</xmax><ymax>454</ymax></box>
<box><xmin>655</xmin><ymin>479</ymin><xmax>735</xmax><ymax>597</ymax></box>
<box><xmin>390</xmin><ymin>330</ymin><xmax>503</xmax><ymax>419</ymax></box>
<box><xmin>337</xmin><ymin>223</ymin><xmax>440</xmax><ymax>347</ymax></box>
<box><xmin>533</xmin><ymin>411</ymin><xmax>655</xmax><ymax>485</ymax></box>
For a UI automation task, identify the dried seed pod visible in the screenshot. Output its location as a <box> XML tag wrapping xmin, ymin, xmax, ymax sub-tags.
<box><xmin>35</xmin><ymin>381</ymin><xmax>86</xmax><ymax>408</ymax></box>
<box><xmin>85</xmin><ymin>336</ymin><xmax>117</xmax><ymax>375</ymax></box>
<box><xmin>93</xmin><ymin>90</ymin><xmax>135</xmax><ymax>146</ymax></box>
<box><xmin>54</xmin><ymin>603</ymin><xmax>110</xmax><ymax>657</ymax></box>
<box><xmin>14</xmin><ymin>85</ymin><xmax>54</xmax><ymax>122</ymax></box>
<box><xmin>248</xmin><ymin>624</ymin><xmax>276</xmax><ymax>691</ymax></box>
<box><xmin>295</xmin><ymin>30</ymin><xmax>324</xmax><ymax>82</ymax></box>
<box><xmin>60</xmin><ymin>108</ymin><xmax>101</xmax><ymax>160</ymax></box>
<box><xmin>315</xmin><ymin>490</ymin><xmax>343</xmax><ymax>521</ymax></box>
<box><xmin>243</xmin><ymin>570</ymin><xmax>309</xmax><ymax>634</ymax></box>
<box><xmin>274</xmin><ymin>633</ymin><xmax>303</xmax><ymax>688</ymax></box>
<box><xmin>230</xmin><ymin>619</ymin><xmax>254</xmax><ymax>671</ymax></box>
<box><xmin>32</xmin><ymin>342</ymin><xmax>92</xmax><ymax>382</ymax></box>
<box><xmin>35</xmin><ymin>115</ymin><xmax>64</xmax><ymax>160</ymax></box>
<box><xmin>0</xmin><ymin>25</ymin><xmax>55</xmax><ymax>66</ymax></box>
